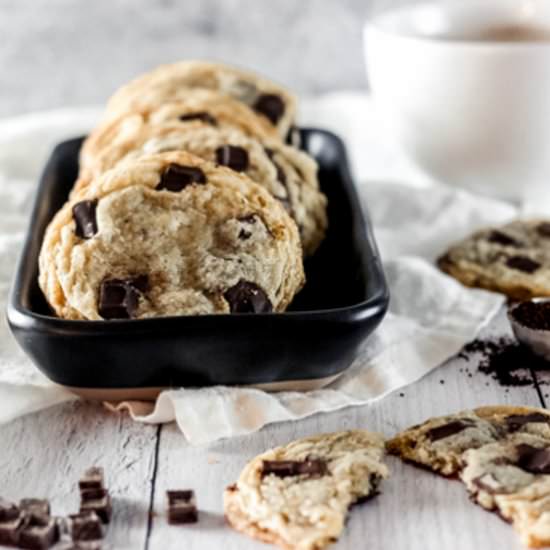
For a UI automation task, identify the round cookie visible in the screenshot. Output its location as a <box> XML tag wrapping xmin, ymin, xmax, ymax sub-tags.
<box><xmin>101</xmin><ymin>60</ymin><xmax>297</xmax><ymax>139</ymax></box>
<box><xmin>80</xmin><ymin>90</ymin><xmax>278</xmax><ymax>180</ymax></box>
<box><xmin>78</xmin><ymin>124</ymin><xmax>327</xmax><ymax>256</ymax></box>
<box><xmin>438</xmin><ymin>219</ymin><xmax>550</xmax><ymax>300</ymax></box>
<box><xmin>39</xmin><ymin>151</ymin><xmax>304</xmax><ymax>320</ymax></box>
<box><xmin>223</xmin><ymin>430</ymin><xmax>388</xmax><ymax>550</ymax></box>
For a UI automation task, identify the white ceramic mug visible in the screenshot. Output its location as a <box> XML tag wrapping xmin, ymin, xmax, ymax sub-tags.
<box><xmin>364</xmin><ymin>0</ymin><xmax>550</xmax><ymax>202</ymax></box>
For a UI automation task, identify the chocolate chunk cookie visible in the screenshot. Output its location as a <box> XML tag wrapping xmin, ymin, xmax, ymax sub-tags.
<box><xmin>100</xmin><ymin>61</ymin><xmax>297</xmax><ymax>138</ymax></box>
<box><xmin>78</xmin><ymin>124</ymin><xmax>327</xmax><ymax>256</ymax></box>
<box><xmin>39</xmin><ymin>151</ymin><xmax>304</xmax><ymax>320</ymax></box>
<box><xmin>224</xmin><ymin>430</ymin><xmax>388</xmax><ymax>550</ymax></box>
<box><xmin>438</xmin><ymin>220</ymin><xmax>550</xmax><ymax>299</ymax></box>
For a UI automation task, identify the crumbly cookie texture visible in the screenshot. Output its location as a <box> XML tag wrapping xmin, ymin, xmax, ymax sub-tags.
<box><xmin>80</xmin><ymin>89</ymin><xmax>278</xmax><ymax>182</ymax></box>
<box><xmin>101</xmin><ymin>60</ymin><xmax>297</xmax><ymax>138</ymax></box>
<box><xmin>78</xmin><ymin>124</ymin><xmax>327</xmax><ymax>256</ymax></box>
<box><xmin>390</xmin><ymin>406</ymin><xmax>550</xmax><ymax>548</ymax></box>
<box><xmin>223</xmin><ymin>430</ymin><xmax>388</xmax><ymax>550</ymax></box>
<box><xmin>438</xmin><ymin>219</ymin><xmax>550</xmax><ymax>299</ymax></box>
<box><xmin>39</xmin><ymin>151</ymin><xmax>304</xmax><ymax>320</ymax></box>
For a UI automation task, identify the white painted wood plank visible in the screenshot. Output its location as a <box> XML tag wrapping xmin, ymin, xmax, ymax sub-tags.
<box><xmin>0</xmin><ymin>400</ymin><xmax>158</xmax><ymax>550</ymax></box>
<box><xmin>148</xmin><ymin>307</ymin><xmax>542</xmax><ymax>550</ymax></box>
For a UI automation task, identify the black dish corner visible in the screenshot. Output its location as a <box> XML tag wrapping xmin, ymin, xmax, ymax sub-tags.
<box><xmin>7</xmin><ymin>128</ymin><xmax>389</xmax><ymax>397</ymax></box>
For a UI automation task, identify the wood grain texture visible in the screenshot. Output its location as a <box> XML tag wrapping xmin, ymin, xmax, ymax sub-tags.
<box><xmin>0</xmin><ymin>401</ymin><xmax>158</xmax><ymax>550</ymax></box>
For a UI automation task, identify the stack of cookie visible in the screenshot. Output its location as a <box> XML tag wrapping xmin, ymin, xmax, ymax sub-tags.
<box><xmin>38</xmin><ymin>61</ymin><xmax>328</xmax><ymax>320</ymax></box>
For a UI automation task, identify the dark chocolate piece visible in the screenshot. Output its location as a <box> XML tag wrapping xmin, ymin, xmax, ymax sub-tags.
<box><xmin>0</xmin><ymin>499</ymin><xmax>19</xmax><ymax>522</ymax></box>
<box><xmin>505</xmin><ymin>255</ymin><xmax>541</xmax><ymax>274</ymax></box>
<box><xmin>215</xmin><ymin>145</ymin><xmax>249</xmax><ymax>172</ymax></box>
<box><xmin>79</xmin><ymin>467</ymin><xmax>105</xmax><ymax>492</ymax></box>
<box><xmin>80</xmin><ymin>491</ymin><xmax>112</xmax><ymax>525</ymax></box>
<box><xmin>73</xmin><ymin>200</ymin><xmax>98</xmax><ymax>239</ymax></box>
<box><xmin>426</xmin><ymin>419</ymin><xmax>474</xmax><ymax>442</ymax></box>
<box><xmin>18</xmin><ymin>516</ymin><xmax>59</xmax><ymax>550</ymax></box>
<box><xmin>537</xmin><ymin>222</ymin><xmax>550</xmax><ymax>237</ymax></box>
<box><xmin>178</xmin><ymin>112</ymin><xmax>217</xmax><ymax>126</ymax></box>
<box><xmin>224</xmin><ymin>280</ymin><xmax>272</xmax><ymax>314</ymax></box>
<box><xmin>156</xmin><ymin>164</ymin><xmax>206</xmax><ymax>192</ymax></box>
<box><xmin>487</xmin><ymin>231</ymin><xmax>519</xmax><ymax>247</ymax></box>
<box><xmin>98</xmin><ymin>276</ymin><xmax>148</xmax><ymax>320</ymax></box>
<box><xmin>261</xmin><ymin>458</ymin><xmax>328</xmax><ymax>479</ymax></box>
<box><xmin>166</xmin><ymin>490</ymin><xmax>198</xmax><ymax>525</ymax></box>
<box><xmin>0</xmin><ymin>513</ymin><xmax>27</xmax><ymax>547</ymax></box>
<box><xmin>237</xmin><ymin>214</ymin><xmax>257</xmax><ymax>241</ymax></box>
<box><xmin>505</xmin><ymin>413</ymin><xmax>550</xmax><ymax>432</ymax></box>
<box><xmin>253</xmin><ymin>94</ymin><xmax>285</xmax><ymax>125</ymax></box>
<box><xmin>70</xmin><ymin>511</ymin><xmax>103</xmax><ymax>542</ymax></box>
<box><xmin>516</xmin><ymin>444</ymin><xmax>550</xmax><ymax>474</ymax></box>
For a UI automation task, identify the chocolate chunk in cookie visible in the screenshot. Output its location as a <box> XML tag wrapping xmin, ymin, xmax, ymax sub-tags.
<box><xmin>178</xmin><ymin>112</ymin><xmax>217</xmax><ymax>126</ymax></box>
<box><xmin>224</xmin><ymin>280</ymin><xmax>272</xmax><ymax>313</ymax></box>
<box><xmin>98</xmin><ymin>277</ymin><xmax>147</xmax><ymax>320</ymax></box>
<box><xmin>515</xmin><ymin>444</ymin><xmax>550</xmax><ymax>474</ymax></box>
<box><xmin>505</xmin><ymin>413</ymin><xmax>550</xmax><ymax>432</ymax></box>
<box><xmin>505</xmin><ymin>255</ymin><xmax>541</xmax><ymax>274</ymax></box>
<box><xmin>261</xmin><ymin>458</ymin><xmax>328</xmax><ymax>479</ymax></box>
<box><xmin>215</xmin><ymin>145</ymin><xmax>249</xmax><ymax>172</ymax></box>
<box><xmin>156</xmin><ymin>164</ymin><xmax>206</xmax><ymax>192</ymax></box>
<box><xmin>487</xmin><ymin>231</ymin><xmax>519</xmax><ymax>247</ymax></box>
<box><xmin>253</xmin><ymin>94</ymin><xmax>285</xmax><ymax>125</ymax></box>
<box><xmin>73</xmin><ymin>200</ymin><xmax>98</xmax><ymax>239</ymax></box>
<box><xmin>426</xmin><ymin>419</ymin><xmax>476</xmax><ymax>442</ymax></box>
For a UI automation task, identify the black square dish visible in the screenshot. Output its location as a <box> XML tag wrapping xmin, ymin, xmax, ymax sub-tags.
<box><xmin>7</xmin><ymin>129</ymin><xmax>389</xmax><ymax>400</ymax></box>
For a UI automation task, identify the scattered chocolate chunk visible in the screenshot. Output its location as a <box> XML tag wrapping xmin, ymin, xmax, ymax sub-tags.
<box><xmin>253</xmin><ymin>94</ymin><xmax>285</xmax><ymax>125</ymax></box>
<box><xmin>537</xmin><ymin>222</ymin><xmax>550</xmax><ymax>237</ymax></box>
<box><xmin>261</xmin><ymin>458</ymin><xmax>328</xmax><ymax>479</ymax></box>
<box><xmin>72</xmin><ymin>200</ymin><xmax>98</xmax><ymax>239</ymax></box>
<box><xmin>505</xmin><ymin>255</ymin><xmax>541</xmax><ymax>274</ymax></box>
<box><xmin>166</xmin><ymin>490</ymin><xmax>198</xmax><ymax>525</ymax></box>
<box><xmin>516</xmin><ymin>444</ymin><xmax>550</xmax><ymax>474</ymax></box>
<box><xmin>224</xmin><ymin>280</ymin><xmax>273</xmax><ymax>313</ymax></box>
<box><xmin>19</xmin><ymin>499</ymin><xmax>50</xmax><ymax>521</ymax></box>
<box><xmin>79</xmin><ymin>468</ymin><xmax>105</xmax><ymax>492</ymax></box>
<box><xmin>156</xmin><ymin>164</ymin><xmax>206</xmax><ymax>192</ymax></box>
<box><xmin>505</xmin><ymin>412</ymin><xmax>550</xmax><ymax>432</ymax></box>
<box><xmin>0</xmin><ymin>513</ymin><xmax>27</xmax><ymax>547</ymax></box>
<box><xmin>98</xmin><ymin>277</ymin><xmax>148</xmax><ymax>320</ymax></box>
<box><xmin>80</xmin><ymin>490</ymin><xmax>112</xmax><ymax>525</ymax></box>
<box><xmin>426</xmin><ymin>420</ymin><xmax>474</xmax><ymax>442</ymax></box>
<box><xmin>18</xmin><ymin>515</ymin><xmax>59</xmax><ymax>550</ymax></box>
<box><xmin>70</xmin><ymin>511</ymin><xmax>103</xmax><ymax>542</ymax></box>
<box><xmin>487</xmin><ymin>230</ymin><xmax>519</xmax><ymax>247</ymax></box>
<box><xmin>178</xmin><ymin>112</ymin><xmax>217</xmax><ymax>126</ymax></box>
<box><xmin>237</xmin><ymin>214</ymin><xmax>257</xmax><ymax>240</ymax></box>
<box><xmin>510</xmin><ymin>300</ymin><xmax>550</xmax><ymax>331</ymax></box>
<box><xmin>285</xmin><ymin>125</ymin><xmax>301</xmax><ymax>148</ymax></box>
<box><xmin>0</xmin><ymin>499</ymin><xmax>19</xmax><ymax>522</ymax></box>
<box><xmin>215</xmin><ymin>145</ymin><xmax>249</xmax><ymax>172</ymax></box>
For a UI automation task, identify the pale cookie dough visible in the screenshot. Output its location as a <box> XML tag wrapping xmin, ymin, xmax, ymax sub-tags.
<box><xmin>223</xmin><ymin>430</ymin><xmax>388</xmax><ymax>550</ymax></box>
<box><xmin>101</xmin><ymin>60</ymin><xmax>297</xmax><ymax>138</ymax></box>
<box><xmin>78</xmin><ymin>124</ymin><xmax>327</xmax><ymax>256</ymax></box>
<box><xmin>39</xmin><ymin>151</ymin><xmax>304</xmax><ymax>320</ymax></box>
<box><xmin>438</xmin><ymin>219</ymin><xmax>550</xmax><ymax>300</ymax></box>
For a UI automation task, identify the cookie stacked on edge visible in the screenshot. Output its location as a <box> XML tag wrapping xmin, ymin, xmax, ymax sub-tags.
<box><xmin>39</xmin><ymin>61</ymin><xmax>328</xmax><ymax>320</ymax></box>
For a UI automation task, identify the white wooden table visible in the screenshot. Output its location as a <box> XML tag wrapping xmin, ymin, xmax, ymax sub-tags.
<box><xmin>0</xmin><ymin>309</ymin><xmax>544</xmax><ymax>550</ymax></box>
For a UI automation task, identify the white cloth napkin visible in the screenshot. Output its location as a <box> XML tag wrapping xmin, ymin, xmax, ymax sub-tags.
<box><xmin>0</xmin><ymin>94</ymin><xmax>516</xmax><ymax>443</ymax></box>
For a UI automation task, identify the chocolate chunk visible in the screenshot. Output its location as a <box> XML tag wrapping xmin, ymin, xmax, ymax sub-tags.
<box><xmin>224</xmin><ymin>280</ymin><xmax>273</xmax><ymax>313</ymax></box>
<box><xmin>261</xmin><ymin>458</ymin><xmax>328</xmax><ymax>479</ymax></box>
<box><xmin>80</xmin><ymin>491</ymin><xmax>112</xmax><ymax>525</ymax></box>
<box><xmin>506</xmin><ymin>413</ymin><xmax>550</xmax><ymax>432</ymax></box>
<box><xmin>0</xmin><ymin>499</ymin><xmax>19</xmax><ymax>522</ymax></box>
<box><xmin>0</xmin><ymin>513</ymin><xmax>27</xmax><ymax>547</ymax></box>
<box><xmin>73</xmin><ymin>200</ymin><xmax>98</xmax><ymax>239</ymax></box>
<box><xmin>487</xmin><ymin>231</ymin><xmax>519</xmax><ymax>247</ymax></box>
<box><xmin>19</xmin><ymin>499</ymin><xmax>50</xmax><ymax>521</ymax></box>
<box><xmin>215</xmin><ymin>145</ymin><xmax>249</xmax><ymax>172</ymax></box>
<box><xmin>253</xmin><ymin>94</ymin><xmax>285</xmax><ymax>125</ymax></box>
<box><xmin>426</xmin><ymin>420</ymin><xmax>474</xmax><ymax>442</ymax></box>
<box><xmin>238</xmin><ymin>214</ymin><xmax>257</xmax><ymax>240</ymax></box>
<box><xmin>178</xmin><ymin>112</ymin><xmax>217</xmax><ymax>126</ymax></box>
<box><xmin>18</xmin><ymin>516</ymin><xmax>59</xmax><ymax>550</ymax></box>
<box><xmin>156</xmin><ymin>164</ymin><xmax>206</xmax><ymax>192</ymax></box>
<box><xmin>70</xmin><ymin>511</ymin><xmax>103</xmax><ymax>542</ymax></box>
<box><xmin>516</xmin><ymin>444</ymin><xmax>550</xmax><ymax>474</ymax></box>
<box><xmin>98</xmin><ymin>279</ymin><xmax>139</xmax><ymax>320</ymax></box>
<box><xmin>79</xmin><ymin>467</ymin><xmax>105</xmax><ymax>492</ymax></box>
<box><xmin>537</xmin><ymin>223</ymin><xmax>550</xmax><ymax>237</ymax></box>
<box><xmin>285</xmin><ymin>125</ymin><xmax>301</xmax><ymax>148</ymax></box>
<box><xmin>166</xmin><ymin>490</ymin><xmax>198</xmax><ymax>525</ymax></box>
<box><xmin>505</xmin><ymin>255</ymin><xmax>541</xmax><ymax>273</ymax></box>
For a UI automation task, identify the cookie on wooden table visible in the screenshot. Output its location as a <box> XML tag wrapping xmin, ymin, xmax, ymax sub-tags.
<box><xmin>39</xmin><ymin>151</ymin><xmax>304</xmax><ymax>320</ymax></box>
<box><xmin>438</xmin><ymin>220</ymin><xmax>550</xmax><ymax>300</ymax></box>
<box><xmin>79</xmin><ymin>124</ymin><xmax>327</xmax><ymax>256</ymax></box>
<box><xmin>101</xmin><ymin>60</ymin><xmax>297</xmax><ymax>139</ymax></box>
<box><xmin>223</xmin><ymin>430</ymin><xmax>388</xmax><ymax>550</ymax></box>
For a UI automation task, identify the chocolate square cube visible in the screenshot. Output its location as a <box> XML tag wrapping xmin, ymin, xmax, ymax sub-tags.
<box><xmin>0</xmin><ymin>499</ymin><xmax>19</xmax><ymax>522</ymax></box>
<box><xmin>69</xmin><ymin>511</ymin><xmax>103</xmax><ymax>542</ymax></box>
<box><xmin>80</xmin><ymin>490</ymin><xmax>112</xmax><ymax>525</ymax></box>
<box><xmin>0</xmin><ymin>513</ymin><xmax>27</xmax><ymax>546</ymax></box>
<box><xmin>18</xmin><ymin>515</ymin><xmax>59</xmax><ymax>549</ymax></box>
<box><xmin>166</xmin><ymin>490</ymin><xmax>198</xmax><ymax>525</ymax></box>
